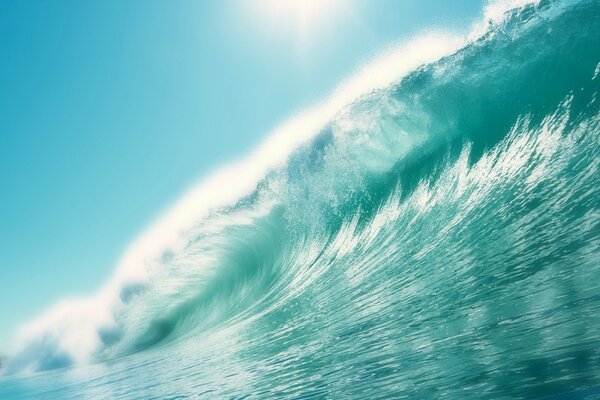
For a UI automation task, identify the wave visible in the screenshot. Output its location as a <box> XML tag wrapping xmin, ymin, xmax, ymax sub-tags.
<box><xmin>4</xmin><ymin>0</ymin><xmax>600</xmax><ymax>381</ymax></box>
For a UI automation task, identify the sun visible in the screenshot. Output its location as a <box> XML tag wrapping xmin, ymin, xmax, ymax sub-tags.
<box><xmin>252</xmin><ymin>0</ymin><xmax>345</xmax><ymax>53</ymax></box>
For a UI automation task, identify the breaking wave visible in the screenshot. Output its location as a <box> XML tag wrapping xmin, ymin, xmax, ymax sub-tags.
<box><xmin>3</xmin><ymin>0</ymin><xmax>600</xmax><ymax>397</ymax></box>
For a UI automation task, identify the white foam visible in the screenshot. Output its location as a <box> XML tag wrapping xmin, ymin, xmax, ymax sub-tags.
<box><xmin>470</xmin><ymin>0</ymin><xmax>541</xmax><ymax>39</ymax></box>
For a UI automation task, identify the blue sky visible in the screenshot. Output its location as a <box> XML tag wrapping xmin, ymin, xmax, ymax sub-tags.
<box><xmin>0</xmin><ymin>0</ymin><xmax>484</xmax><ymax>351</ymax></box>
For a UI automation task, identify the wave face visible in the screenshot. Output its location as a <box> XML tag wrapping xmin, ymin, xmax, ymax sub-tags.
<box><xmin>2</xmin><ymin>0</ymin><xmax>600</xmax><ymax>398</ymax></box>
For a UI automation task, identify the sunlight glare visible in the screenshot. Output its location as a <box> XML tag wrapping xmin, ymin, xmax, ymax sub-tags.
<box><xmin>253</xmin><ymin>0</ymin><xmax>345</xmax><ymax>53</ymax></box>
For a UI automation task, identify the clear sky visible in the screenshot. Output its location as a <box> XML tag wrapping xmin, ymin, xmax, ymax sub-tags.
<box><xmin>0</xmin><ymin>0</ymin><xmax>484</xmax><ymax>351</ymax></box>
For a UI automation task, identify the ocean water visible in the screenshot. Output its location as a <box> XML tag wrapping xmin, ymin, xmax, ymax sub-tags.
<box><xmin>1</xmin><ymin>0</ymin><xmax>600</xmax><ymax>398</ymax></box>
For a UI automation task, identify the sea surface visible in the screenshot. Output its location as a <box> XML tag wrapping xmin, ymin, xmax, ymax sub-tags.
<box><xmin>1</xmin><ymin>0</ymin><xmax>599</xmax><ymax>398</ymax></box>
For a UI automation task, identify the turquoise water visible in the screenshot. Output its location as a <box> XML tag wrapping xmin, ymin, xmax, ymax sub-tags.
<box><xmin>1</xmin><ymin>0</ymin><xmax>600</xmax><ymax>398</ymax></box>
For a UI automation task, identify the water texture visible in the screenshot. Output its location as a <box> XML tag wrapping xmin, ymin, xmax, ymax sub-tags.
<box><xmin>1</xmin><ymin>0</ymin><xmax>599</xmax><ymax>398</ymax></box>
